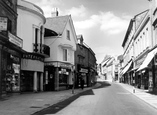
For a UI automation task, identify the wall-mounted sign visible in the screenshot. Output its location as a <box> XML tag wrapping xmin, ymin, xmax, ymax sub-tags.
<box><xmin>8</xmin><ymin>32</ymin><xmax>23</xmax><ymax>48</ymax></box>
<box><xmin>80</xmin><ymin>68</ymin><xmax>88</xmax><ymax>73</ymax></box>
<box><xmin>0</xmin><ymin>17</ymin><xmax>8</xmax><ymax>31</ymax></box>
<box><xmin>23</xmin><ymin>53</ymin><xmax>44</xmax><ymax>62</ymax></box>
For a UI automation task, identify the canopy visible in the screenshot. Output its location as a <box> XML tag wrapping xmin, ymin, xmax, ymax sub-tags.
<box><xmin>137</xmin><ymin>48</ymin><xmax>157</xmax><ymax>71</ymax></box>
<box><xmin>122</xmin><ymin>61</ymin><xmax>132</xmax><ymax>75</ymax></box>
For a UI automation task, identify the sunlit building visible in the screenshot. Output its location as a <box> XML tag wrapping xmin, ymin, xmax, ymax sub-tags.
<box><xmin>17</xmin><ymin>0</ymin><xmax>49</xmax><ymax>92</ymax></box>
<box><xmin>44</xmin><ymin>15</ymin><xmax>77</xmax><ymax>91</ymax></box>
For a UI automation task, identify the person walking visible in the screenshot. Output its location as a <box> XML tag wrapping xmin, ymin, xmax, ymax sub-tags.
<box><xmin>81</xmin><ymin>78</ymin><xmax>84</xmax><ymax>90</ymax></box>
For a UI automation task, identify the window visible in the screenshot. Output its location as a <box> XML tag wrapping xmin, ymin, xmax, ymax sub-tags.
<box><xmin>35</xmin><ymin>28</ymin><xmax>38</xmax><ymax>44</ymax></box>
<box><xmin>66</xmin><ymin>30</ymin><xmax>70</xmax><ymax>40</ymax></box>
<box><xmin>63</xmin><ymin>49</ymin><xmax>68</xmax><ymax>61</ymax></box>
<box><xmin>2</xmin><ymin>0</ymin><xmax>13</xmax><ymax>9</ymax></box>
<box><xmin>8</xmin><ymin>18</ymin><xmax>12</xmax><ymax>32</ymax></box>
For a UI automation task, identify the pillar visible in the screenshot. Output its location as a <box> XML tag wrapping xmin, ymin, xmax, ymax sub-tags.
<box><xmin>33</xmin><ymin>71</ymin><xmax>37</xmax><ymax>92</ymax></box>
<box><xmin>55</xmin><ymin>67</ymin><xmax>59</xmax><ymax>91</ymax></box>
<box><xmin>40</xmin><ymin>73</ymin><xmax>43</xmax><ymax>91</ymax></box>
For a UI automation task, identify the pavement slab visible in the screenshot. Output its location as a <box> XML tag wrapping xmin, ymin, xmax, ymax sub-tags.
<box><xmin>119</xmin><ymin>83</ymin><xmax>157</xmax><ymax>110</ymax></box>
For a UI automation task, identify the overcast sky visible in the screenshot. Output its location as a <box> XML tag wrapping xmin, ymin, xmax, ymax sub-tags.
<box><xmin>25</xmin><ymin>0</ymin><xmax>149</xmax><ymax>63</ymax></box>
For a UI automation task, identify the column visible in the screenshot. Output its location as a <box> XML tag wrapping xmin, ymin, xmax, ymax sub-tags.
<box><xmin>33</xmin><ymin>71</ymin><xmax>37</xmax><ymax>92</ymax></box>
<box><xmin>40</xmin><ymin>73</ymin><xmax>43</xmax><ymax>91</ymax></box>
<box><xmin>55</xmin><ymin>67</ymin><xmax>59</xmax><ymax>91</ymax></box>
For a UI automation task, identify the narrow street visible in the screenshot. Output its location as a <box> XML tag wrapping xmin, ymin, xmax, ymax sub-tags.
<box><xmin>34</xmin><ymin>81</ymin><xmax>157</xmax><ymax>115</ymax></box>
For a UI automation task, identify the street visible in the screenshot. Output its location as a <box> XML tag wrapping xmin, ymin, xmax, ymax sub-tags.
<box><xmin>34</xmin><ymin>81</ymin><xmax>157</xmax><ymax>115</ymax></box>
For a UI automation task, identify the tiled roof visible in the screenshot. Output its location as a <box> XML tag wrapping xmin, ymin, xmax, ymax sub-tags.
<box><xmin>44</xmin><ymin>15</ymin><xmax>70</xmax><ymax>35</ymax></box>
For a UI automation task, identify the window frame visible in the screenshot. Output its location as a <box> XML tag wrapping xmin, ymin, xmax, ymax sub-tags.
<box><xmin>66</xmin><ymin>30</ymin><xmax>70</xmax><ymax>40</ymax></box>
<box><xmin>63</xmin><ymin>48</ymin><xmax>68</xmax><ymax>61</ymax></box>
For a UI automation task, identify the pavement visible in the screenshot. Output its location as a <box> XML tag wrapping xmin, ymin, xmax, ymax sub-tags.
<box><xmin>118</xmin><ymin>82</ymin><xmax>157</xmax><ymax>110</ymax></box>
<box><xmin>0</xmin><ymin>83</ymin><xmax>101</xmax><ymax>115</ymax></box>
<box><xmin>0</xmin><ymin>81</ymin><xmax>157</xmax><ymax>115</ymax></box>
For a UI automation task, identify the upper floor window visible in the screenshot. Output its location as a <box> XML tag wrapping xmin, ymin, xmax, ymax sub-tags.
<box><xmin>35</xmin><ymin>28</ymin><xmax>38</xmax><ymax>44</ymax></box>
<box><xmin>66</xmin><ymin>30</ymin><xmax>70</xmax><ymax>40</ymax></box>
<box><xmin>2</xmin><ymin>0</ymin><xmax>13</xmax><ymax>9</ymax></box>
<box><xmin>63</xmin><ymin>49</ymin><xmax>68</xmax><ymax>61</ymax></box>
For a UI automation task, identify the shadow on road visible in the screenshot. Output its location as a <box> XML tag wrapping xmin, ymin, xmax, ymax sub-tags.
<box><xmin>94</xmin><ymin>81</ymin><xmax>111</xmax><ymax>89</ymax></box>
<box><xmin>32</xmin><ymin>81</ymin><xmax>111</xmax><ymax>115</ymax></box>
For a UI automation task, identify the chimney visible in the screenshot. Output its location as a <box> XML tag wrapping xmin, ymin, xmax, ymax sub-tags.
<box><xmin>51</xmin><ymin>8</ymin><xmax>59</xmax><ymax>17</ymax></box>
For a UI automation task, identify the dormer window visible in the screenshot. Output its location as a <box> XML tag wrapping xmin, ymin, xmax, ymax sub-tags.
<box><xmin>66</xmin><ymin>30</ymin><xmax>70</xmax><ymax>40</ymax></box>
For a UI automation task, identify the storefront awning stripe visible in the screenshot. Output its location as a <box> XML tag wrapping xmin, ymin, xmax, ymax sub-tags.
<box><xmin>137</xmin><ymin>48</ymin><xmax>157</xmax><ymax>71</ymax></box>
<box><xmin>122</xmin><ymin>61</ymin><xmax>132</xmax><ymax>75</ymax></box>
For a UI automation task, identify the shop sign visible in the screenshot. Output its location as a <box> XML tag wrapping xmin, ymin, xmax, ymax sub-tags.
<box><xmin>0</xmin><ymin>17</ymin><xmax>7</xmax><ymax>31</ymax></box>
<box><xmin>80</xmin><ymin>68</ymin><xmax>88</xmax><ymax>73</ymax></box>
<box><xmin>135</xmin><ymin>55</ymin><xmax>146</xmax><ymax>67</ymax></box>
<box><xmin>59</xmin><ymin>63</ymin><xmax>72</xmax><ymax>69</ymax></box>
<box><xmin>8</xmin><ymin>32</ymin><xmax>23</xmax><ymax>48</ymax></box>
<box><xmin>23</xmin><ymin>53</ymin><xmax>44</xmax><ymax>62</ymax></box>
<box><xmin>59</xmin><ymin>69</ymin><xmax>69</xmax><ymax>75</ymax></box>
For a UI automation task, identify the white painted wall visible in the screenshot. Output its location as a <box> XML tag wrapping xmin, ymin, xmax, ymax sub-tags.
<box><xmin>17</xmin><ymin>0</ymin><xmax>45</xmax><ymax>52</ymax></box>
<box><xmin>44</xmin><ymin>19</ymin><xmax>77</xmax><ymax>65</ymax></box>
<box><xmin>17</xmin><ymin>0</ymin><xmax>45</xmax><ymax>72</ymax></box>
<box><xmin>134</xmin><ymin>19</ymin><xmax>151</xmax><ymax>58</ymax></box>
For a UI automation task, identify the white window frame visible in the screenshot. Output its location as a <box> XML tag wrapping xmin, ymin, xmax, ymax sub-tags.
<box><xmin>63</xmin><ymin>48</ymin><xmax>68</xmax><ymax>61</ymax></box>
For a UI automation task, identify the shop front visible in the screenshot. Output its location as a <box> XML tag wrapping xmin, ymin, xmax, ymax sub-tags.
<box><xmin>21</xmin><ymin>53</ymin><xmax>44</xmax><ymax>92</ymax></box>
<box><xmin>137</xmin><ymin>47</ymin><xmax>157</xmax><ymax>91</ymax></box>
<box><xmin>134</xmin><ymin>53</ymin><xmax>147</xmax><ymax>89</ymax></box>
<box><xmin>45</xmin><ymin>61</ymin><xmax>74</xmax><ymax>91</ymax></box>
<box><xmin>75</xmin><ymin>64</ymin><xmax>88</xmax><ymax>88</ymax></box>
<box><xmin>0</xmin><ymin>32</ymin><xmax>24</xmax><ymax>96</ymax></box>
<box><xmin>121</xmin><ymin>60</ymin><xmax>133</xmax><ymax>84</ymax></box>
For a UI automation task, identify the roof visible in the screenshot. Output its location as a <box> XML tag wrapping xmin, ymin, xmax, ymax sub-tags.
<box><xmin>44</xmin><ymin>15</ymin><xmax>70</xmax><ymax>35</ymax></box>
<box><xmin>122</xmin><ymin>10</ymin><xmax>149</xmax><ymax>47</ymax></box>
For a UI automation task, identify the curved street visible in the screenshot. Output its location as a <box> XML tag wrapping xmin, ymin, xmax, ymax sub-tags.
<box><xmin>50</xmin><ymin>81</ymin><xmax>157</xmax><ymax>115</ymax></box>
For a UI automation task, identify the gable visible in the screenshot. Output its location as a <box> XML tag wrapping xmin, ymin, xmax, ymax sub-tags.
<box><xmin>60</xmin><ymin>16</ymin><xmax>77</xmax><ymax>50</ymax></box>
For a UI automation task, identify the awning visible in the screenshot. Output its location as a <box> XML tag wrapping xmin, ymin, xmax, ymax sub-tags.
<box><xmin>122</xmin><ymin>61</ymin><xmax>132</xmax><ymax>75</ymax></box>
<box><xmin>137</xmin><ymin>48</ymin><xmax>157</xmax><ymax>71</ymax></box>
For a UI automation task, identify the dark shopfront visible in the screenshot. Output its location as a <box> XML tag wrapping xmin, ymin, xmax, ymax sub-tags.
<box><xmin>76</xmin><ymin>67</ymin><xmax>88</xmax><ymax>88</ymax></box>
<box><xmin>136</xmin><ymin>70</ymin><xmax>149</xmax><ymax>89</ymax></box>
<box><xmin>44</xmin><ymin>62</ymin><xmax>73</xmax><ymax>91</ymax></box>
<box><xmin>0</xmin><ymin>30</ymin><xmax>24</xmax><ymax>97</ymax></box>
<box><xmin>134</xmin><ymin>52</ymin><xmax>149</xmax><ymax>89</ymax></box>
<box><xmin>44</xmin><ymin>66</ymin><xmax>55</xmax><ymax>91</ymax></box>
<box><xmin>0</xmin><ymin>43</ymin><xmax>23</xmax><ymax>96</ymax></box>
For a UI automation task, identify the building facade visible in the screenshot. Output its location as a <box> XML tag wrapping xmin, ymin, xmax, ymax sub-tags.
<box><xmin>17</xmin><ymin>0</ymin><xmax>49</xmax><ymax>92</ymax></box>
<box><xmin>44</xmin><ymin>15</ymin><xmax>77</xmax><ymax>91</ymax></box>
<box><xmin>75</xmin><ymin>35</ymin><xmax>97</xmax><ymax>88</ymax></box>
<box><xmin>0</xmin><ymin>0</ymin><xmax>24</xmax><ymax>96</ymax></box>
<box><xmin>122</xmin><ymin>9</ymin><xmax>153</xmax><ymax>90</ymax></box>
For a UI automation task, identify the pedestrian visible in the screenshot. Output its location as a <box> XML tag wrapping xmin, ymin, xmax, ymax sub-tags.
<box><xmin>81</xmin><ymin>78</ymin><xmax>84</xmax><ymax>90</ymax></box>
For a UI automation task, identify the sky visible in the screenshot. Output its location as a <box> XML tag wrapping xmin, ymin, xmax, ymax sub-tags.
<box><xmin>25</xmin><ymin>0</ymin><xmax>149</xmax><ymax>64</ymax></box>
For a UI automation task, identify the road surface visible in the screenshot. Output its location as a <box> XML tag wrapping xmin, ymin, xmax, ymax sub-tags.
<box><xmin>33</xmin><ymin>81</ymin><xmax>157</xmax><ymax>115</ymax></box>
